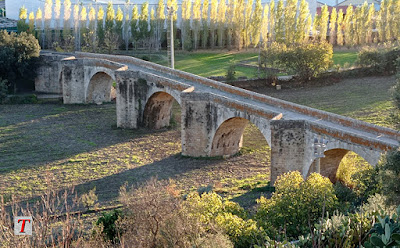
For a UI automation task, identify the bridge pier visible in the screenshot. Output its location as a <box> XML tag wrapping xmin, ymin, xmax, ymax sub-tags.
<box><xmin>270</xmin><ymin>120</ymin><xmax>315</xmax><ymax>184</ymax></box>
<box><xmin>181</xmin><ymin>92</ymin><xmax>216</xmax><ymax>157</ymax></box>
<box><xmin>116</xmin><ymin>71</ymin><xmax>140</xmax><ymax>129</ymax></box>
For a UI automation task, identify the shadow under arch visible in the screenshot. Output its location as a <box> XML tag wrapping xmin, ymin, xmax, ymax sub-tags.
<box><xmin>87</xmin><ymin>72</ymin><xmax>114</xmax><ymax>104</ymax></box>
<box><xmin>308</xmin><ymin>148</ymin><xmax>373</xmax><ymax>182</ymax></box>
<box><xmin>143</xmin><ymin>91</ymin><xmax>180</xmax><ymax>129</ymax></box>
<box><xmin>210</xmin><ymin>117</ymin><xmax>270</xmax><ymax>157</ymax></box>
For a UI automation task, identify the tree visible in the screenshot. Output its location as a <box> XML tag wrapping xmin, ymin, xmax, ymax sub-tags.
<box><xmin>115</xmin><ymin>7</ymin><xmax>124</xmax><ymax>48</ymax></box>
<box><xmin>244</xmin><ymin>0</ymin><xmax>254</xmax><ymax>48</ymax></box>
<box><xmin>131</xmin><ymin>5</ymin><xmax>139</xmax><ymax>49</ymax></box>
<box><xmin>329</xmin><ymin>7</ymin><xmax>337</xmax><ymax>45</ymax></box>
<box><xmin>105</xmin><ymin>2</ymin><xmax>115</xmax><ymax>33</ymax></box>
<box><xmin>365</xmin><ymin>4</ymin><xmax>375</xmax><ymax>44</ymax></box>
<box><xmin>226</xmin><ymin>0</ymin><xmax>235</xmax><ymax>49</ymax></box>
<box><xmin>28</xmin><ymin>12</ymin><xmax>35</xmax><ymax>35</ymax></box>
<box><xmin>181</xmin><ymin>0</ymin><xmax>192</xmax><ymax>50</ymax></box>
<box><xmin>385</xmin><ymin>0</ymin><xmax>393</xmax><ymax>41</ymax></box>
<box><xmin>54</xmin><ymin>0</ymin><xmax>61</xmax><ymax>43</ymax></box>
<box><xmin>210</xmin><ymin>0</ymin><xmax>218</xmax><ymax>49</ymax></box>
<box><xmin>319</xmin><ymin>5</ymin><xmax>329</xmax><ymax>41</ymax></box>
<box><xmin>201</xmin><ymin>0</ymin><xmax>209</xmax><ymax>48</ymax></box>
<box><xmin>260</xmin><ymin>4</ymin><xmax>269</xmax><ymax>45</ymax></box>
<box><xmin>274</xmin><ymin>0</ymin><xmax>284</xmax><ymax>43</ymax></box>
<box><xmin>336</xmin><ymin>9</ymin><xmax>344</xmax><ymax>46</ymax></box>
<box><xmin>124</xmin><ymin>1</ymin><xmax>131</xmax><ymax>51</ymax></box>
<box><xmin>295</xmin><ymin>0</ymin><xmax>310</xmax><ymax>44</ymax></box>
<box><xmin>139</xmin><ymin>2</ymin><xmax>149</xmax><ymax>46</ymax></box>
<box><xmin>234</xmin><ymin>0</ymin><xmax>245</xmax><ymax>49</ymax></box>
<box><xmin>156</xmin><ymin>0</ymin><xmax>165</xmax><ymax>51</ymax></box>
<box><xmin>217</xmin><ymin>0</ymin><xmax>227</xmax><ymax>48</ymax></box>
<box><xmin>150</xmin><ymin>8</ymin><xmax>156</xmax><ymax>50</ymax></box>
<box><xmin>73</xmin><ymin>4</ymin><xmax>80</xmax><ymax>50</ymax></box>
<box><xmin>63</xmin><ymin>0</ymin><xmax>72</xmax><ymax>41</ymax></box>
<box><xmin>343</xmin><ymin>5</ymin><xmax>354</xmax><ymax>46</ymax></box>
<box><xmin>284</xmin><ymin>0</ymin><xmax>298</xmax><ymax>44</ymax></box>
<box><xmin>377</xmin><ymin>0</ymin><xmax>386</xmax><ymax>42</ymax></box>
<box><xmin>17</xmin><ymin>6</ymin><xmax>29</xmax><ymax>33</ymax></box>
<box><xmin>80</xmin><ymin>6</ymin><xmax>87</xmax><ymax>49</ymax></box>
<box><xmin>87</xmin><ymin>6</ymin><xmax>97</xmax><ymax>52</ymax></box>
<box><xmin>97</xmin><ymin>6</ymin><xmax>105</xmax><ymax>47</ymax></box>
<box><xmin>44</xmin><ymin>0</ymin><xmax>53</xmax><ymax>48</ymax></box>
<box><xmin>192</xmin><ymin>0</ymin><xmax>201</xmax><ymax>49</ymax></box>
<box><xmin>269</xmin><ymin>0</ymin><xmax>275</xmax><ymax>42</ymax></box>
<box><xmin>36</xmin><ymin>8</ymin><xmax>44</xmax><ymax>48</ymax></box>
<box><xmin>167</xmin><ymin>0</ymin><xmax>178</xmax><ymax>48</ymax></box>
<box><xmin>251</xmin><ymin>0</ymin><xmax>263</xmax><ymax>47</ymax></box>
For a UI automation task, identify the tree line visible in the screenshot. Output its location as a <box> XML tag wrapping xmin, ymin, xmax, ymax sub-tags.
<box><xmin>17</xmin><ymin>0</ymin><xmax>400</xmax><ymax>52</ymax></box>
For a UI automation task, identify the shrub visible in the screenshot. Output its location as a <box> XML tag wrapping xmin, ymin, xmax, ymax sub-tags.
<box><xmin>226</xmin><ymin>60</ymin><xmax>237</xmax><ymax>82</ymax></box>
<box><xmin>80</xmin><ymin>187</ymin><xmax>98</xmax><ymax>210</ymax></box>
<box><xmin>260</xmin><ymin>42</ymin><xmax>333</xmax><ymax>82</ymax></box>
<box><xmin>256</xmin><ymin>172</ymin><xmax>338</xmax><ymax>239</ymax></box>
<box><xmin>380</xmin><ymin>149</ymin><xmax>400</xmax><ymax>205</ymax></box>
<box><xmin>356</xmin><ymin>46</ymin><xmax>400</xmax><ymax>75</ymax></box>
<box><xmin>96</xmin><ymin>209</ymin><xmax>123</xmax><ymax>243</ymax></box>
<box><xmin>0</xmin><ymin>77</ymin><xmax>7</xmax><ymax>103</ymax></box>
<box><xmin>0</xmin><ymin>30</ymin><xmax>40</xmax><ymax>93</ymax></box>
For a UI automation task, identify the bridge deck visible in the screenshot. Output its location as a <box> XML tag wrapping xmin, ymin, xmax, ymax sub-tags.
<box><xmin>75</xmin><ymin>52</ymin><xmax>399</xmax><ymax>150</ymax></box>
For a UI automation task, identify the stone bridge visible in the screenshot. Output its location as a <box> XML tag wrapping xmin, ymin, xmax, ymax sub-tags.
<box><xmin>35</xmin><ymin>52</ymin><xmax>400</xmax><ymax>183</ymax></box>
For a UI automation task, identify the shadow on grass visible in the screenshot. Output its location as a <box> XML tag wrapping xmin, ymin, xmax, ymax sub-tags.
<box><xmin>230</xmin><ymin>184</ymin><xmax>275</xmax><ymax>209</ymax></box>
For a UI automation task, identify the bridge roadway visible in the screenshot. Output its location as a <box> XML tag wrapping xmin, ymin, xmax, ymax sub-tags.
<box><xmin>75</xmin><ymin>52</ymin><xmax>400</xmax><ymax>150</ymax></box>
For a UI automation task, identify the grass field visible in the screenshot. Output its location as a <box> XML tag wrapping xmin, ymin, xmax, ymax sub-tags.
<box><xmin>0</xmin><ymin>74</ymin><xmax>395</xmax><ymax>209</ymax></box>
<box><xmin>140</xmin><ymin>50</ymin><xmax>358</xmax><ymax>78</ymax></box>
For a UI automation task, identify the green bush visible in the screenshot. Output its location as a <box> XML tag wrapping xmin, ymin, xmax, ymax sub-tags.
<box><xmin>96</xmin><ymin>209</ymin><xmax>123</xmax><ymax>243</ymax></box>
<box><xmin>260</xmin><ymin>42</ymin><xmax>333</xmax><ymax>82</ymax></box>
<box><xmin>357</xmin><ymin>46</ymin><xmax>400</xmax><ymax>74</ymax></box>
<box><xmin>256</xmin><ymin>172</ymin><xmax>338</xmax><ymax>239</ymax></box>
<box><xmin>0</xmin><ymin>30</ymin><xmax>40</xmax><ymax>93</ymax></box>
<box><xmin>225</xmin><ymin>60</ymin><xmax>237</xmax><ymax>82</ymax></box>
<box><xmin>380</xmin><ymin>149</ymin><xmax>400</xmax><ymax>205</ymax></box>
<box><xmin>0</xmin><ymin>77</ymin><xmax>7</xmax><ymax>103</ymax></box>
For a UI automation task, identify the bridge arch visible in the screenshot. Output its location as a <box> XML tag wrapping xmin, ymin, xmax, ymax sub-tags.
<box><xmin>306</xmin><ymin>144</ymin><xmax>382</xmax><ymax>182</ymax></box>
<box><xmin>210</xmin><ymin>116</ymin><xmax>271</xmax><ymax>157</ymax></box>
<box><xmin>86</xmin><ymin>71</ymin><xmax>115</xmax><ymax>104</ymax></box>
<box><xmin>142</xmin><ymin>90</ymin><xmax>180</xmax><ymax>129</ymax></box>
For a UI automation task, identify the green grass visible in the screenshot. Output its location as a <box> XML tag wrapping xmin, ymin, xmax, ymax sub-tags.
<box><xmin>332</xmin><ymin>51</ymin><xmax>358</xmax><ymax>66</ymax></box>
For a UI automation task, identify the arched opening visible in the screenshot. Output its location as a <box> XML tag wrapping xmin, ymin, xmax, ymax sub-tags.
<box><xmin>143</xmin><ymin>92</ymin><xmax>179</xmax><ymax>129</ymax></box>
<box><xmin>210</xmin><ymin>117</ymin><xmax>270</xmax><ymax>158</ymax></box>
<box><xmin>308</xmin><ymin>149</ymin><xmax>372</xmax><ymax>183</ymax></box>
<box><xmin>87</xmin><ymin>72</ymin><xmax>114</xmax><ymax>104</ymax></box>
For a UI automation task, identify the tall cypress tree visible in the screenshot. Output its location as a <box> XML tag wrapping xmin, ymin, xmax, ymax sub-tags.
<box><xmin>295</xmin><ymin>0</ymin><xmax>309</xmax><ymax>44</ymax></box>
<box><xmin>319</xmin><ymin>5</ymin><xmax>329</xmax><ymax>41</ymax></box>
<box><xmin>343</xmin><ymin>5</ymin><xmax>353</xmax><ymax>46</ymax></box>
<box><xmin>336</xmin><ymin>9</ymin><xmax>344</xmax><ymax>46</ymax></box>
<box><xmin>284</xmin><ymin>0</ymin><xmax>298</xmax><ymax>44</ymax></box>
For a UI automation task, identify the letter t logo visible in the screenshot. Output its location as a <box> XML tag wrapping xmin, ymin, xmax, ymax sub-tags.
<box><xmin>14</xmin><ymin>216</ymin><xmax>32</xmax><ymax>235</ymax></box>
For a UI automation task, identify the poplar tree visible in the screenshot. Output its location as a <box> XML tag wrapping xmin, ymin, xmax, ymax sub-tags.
<box><xmin>181</xmin><ymin>0</ymin><xmax>192</xmax><ymax>50</ymax></box>
<box><xmin>88</xmin><ymin>6</ymin><xmax>97</xmax><ymax>51</ymax></box>
<box><xmin>210</xmin><ymin>0</ymin><xmax>218</xmax><ymax>48</ymax></box>
<box><xmin>274</xmin><ymin>0</ymin><xmax>284</xmax><ymax>43</ymax></box>
<box><xmin>36</xmin><ymin>8</ymin><xmax>44</xmax><ymax>47</ymax></box>
<box><xmin>336</xmin><ymin>9</ymin><xmax>344</xmax><ymax>46</ymax></box>
<box><xmin>63</xmin><ymin>0</ymin><xmax>72</xmax><ymax>39</ymax></box>
<box><xmin>17</xmin><ymin>6</ymin><xmax>29</xmax><ymax>33</ymax></box>
<box><xmin>393</xmin><ymin>0</ymin><xmax>400</xmax><ymax>40</ymax></box>
<box><xmin>123</xmin><ymin>1</ymin><xmax>131</xmax><ymax>51</ymax></box>
<box><xmin>80</xmin><ymin>6</ymin><xmax>87</xmax><ymax>49</ymax></box>
<box><xmin>378</xmin><ymin>0</ymin><xmax>386</xmax><ymax>41</ymax></box>
<box><xmin>54</xmin><ymin>0</ymin><xmax>61</xmax><ymax>42</ymax></box>
<box><xmin>251</xmin><ymin>0</ymin><xmax>263</xmax><ymax>47</ymax></box>
<box><xmin>139</xmin><ymin>2</ymin><xmax>149</xmax><ymax>45</ymax></box>
<box><xmin>329</xmin><ymin>7</ymin><xmax>337</xmax><ymax>45</ymax></box>
<box><xmin>244</xmin><ymin>0</ymin><xmax>254</xmax><ymax>48</ymax></box>
<box><xmin>105</xmin><ymin>2</ymin><xmax>115</xmax><ymax>33</ymax></box>
<box><xmin>217</xmin><ymin>0</ymin><xmax>227</xmax><ymax>48</ymax></box>
<box><xmin>115</xmin><ymin>7</ymin><xmax>124</xmax><ymax>47</ymax></box>
<box><xmin>131</xmin><ymin>5</ymin><xmax>139</xmax><ymax>49</ymax></box>
<box><xmin>29</xmin><ymin>12</ymin><xmax>35</xmax><ymax>34</ymax></box>
<box><xmin>269</xmin><ymin>0</ymin><xmax>275</xmax><ymax>42</ymax></box>
<box><xmin>202</xmin><ymin>0</ymin><xmax>209</xmax><ymax>48</ymax></box>
<box><xmin>365</xmin><ymin>4</ymin><xmax>375</xmax><ymax>44</ymax></box>
<box><xmin>312</xmin><ymin>14</ymin><xmax>319</xmax><ymax>40</ymax></box>
<box><xmin>343</xmin><ymin>5</ymin><xmax>353</xmax><ymax>46</ymax></box>
<box><xmin>226</xmin><ymin>0</ymin><xmax>235</xmax><ymax>49</ymax></box>
<box><xmin>97</xmin><ymin>7</ymin><xmax>105</xmax><ymax>47</ymax></box>
<box><xmin>358</xmin><ymin>3</ymin><xmax>368</xmax><ymax>45</ymax></box>
<box><xmin>150</xmin><ymin>8</ymin><xmax>156</xmax><ymax>49</ymax></box>
<box><xmin>73</xmin><ymin>4</ymin><xmax>80</xmax><ymax>50</ymax></box>
<box><xmin>167</xmin><ymin>0</ymin><xmax>178</xmax><ymax>45</ymax></box>
<box><xmin>295</xmin><ymin>0</ymin><xmax>309</xmax><ymax>44</ymax></box>
<box><xmin>234</xmin><ymin>0</ymin><xmax>245</xmax><ymax>49</ymax></box>
<box><xmin>260</xmin><ymin>4</ymin><xmax>269</xmax><ymax>45</ymax></box>
<box><xmin>44</xmin><ymin>0</ymin><xmax>53</xmax><ymax>48</ymax></box>
<box><xmin>385</xmin><ymin>0</ymin><xmax>393</xmax><ymax>41</ymax></box>
<box><xmin>193</xmin><ymin>0</ymin><xmax>201</xmax><ymax>49</ymax></box>
<box><xmin>319</xmin><ymin>5</ymin><xmax>329</xmax><ymax>41</ymax></box>
<box><xmin>284</xmin><ymin>0</ymin><xmax>298</xmax><ymax>44</ymax></box>
<box><xmin>156</xmin><ymin>0</ymin><xmax>165</xmax><ymax>51</ymax></box>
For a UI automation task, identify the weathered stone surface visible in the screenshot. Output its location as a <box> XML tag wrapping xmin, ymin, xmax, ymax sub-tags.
<box><xmin>35</xmin><ymin>51</ymin><xmax>400</xmax><ymax>184</ymax></box>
